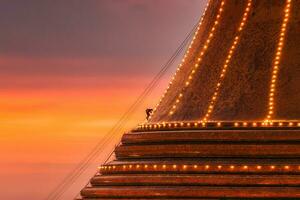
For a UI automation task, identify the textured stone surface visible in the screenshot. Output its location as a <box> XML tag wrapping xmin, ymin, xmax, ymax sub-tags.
<box><xmin>150</xmin><ymin>0</ymin><xmax>300</xmax><ymax>122</ymax></box>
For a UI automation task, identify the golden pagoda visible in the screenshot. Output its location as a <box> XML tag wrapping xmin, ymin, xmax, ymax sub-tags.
<box><xmin>79</xmin><ymin>0</ymin><xmax>300</xmax><ymax>198</ymax></box>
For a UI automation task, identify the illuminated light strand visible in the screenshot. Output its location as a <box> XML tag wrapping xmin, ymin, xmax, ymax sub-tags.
<box><xmin>100</xmin><ymin>164</ymin><xmax>299</xmax><ymax>172</ymax></box>
<box><xmin>148</xmin><ymin>0</ymin><xmax>211</xmax><ymax>121</ymax></box>
<box><xmin>202</xmin><ymin>0</ymin><xmax>252</xmax><ymax>122</ymax></box>
<box><xmin>167</xmin><ymin>1</ymin><xmax>226</xmax><ymax>117</ymax></box>
<box><xmin>137</xmin><ymin>120</ymin><xmax>300</xmax><ymax>130</ymax></box>
<box><xmin>265</xmin><ymin>0</ymin><xmax>292</xmax><ymax>121</ymax></box>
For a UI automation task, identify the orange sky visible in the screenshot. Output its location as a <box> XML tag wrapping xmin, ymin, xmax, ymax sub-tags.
<box><xmin>0</xmin><ymin>1</ymin><xmax>206</xmax><ymax>199</ymax></box>
<box><xmin>0</xmin><ymin>76</ymin><xmax>164</xmax><ymax>199</ymax></box>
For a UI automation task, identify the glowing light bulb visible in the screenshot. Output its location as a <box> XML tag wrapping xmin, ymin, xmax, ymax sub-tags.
<box><xmin>284</xmin><ymin>165</ymin><xmax>290</xmax><ymax>170</ymax></box>
<box><xmin>257</xmin><ymin>166</ymin><xmax>262</xmax><ymax>170</ymax></box>
<box><xmin>270</xmin><ymin>165</ymin><xmax>275</xmax><ymax>170</ymax></box>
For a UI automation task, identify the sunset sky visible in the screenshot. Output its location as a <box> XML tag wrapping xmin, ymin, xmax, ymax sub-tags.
<box><xmin>0</xmin><ymin>1</ymin><xmax>207</xmax><ymax>199</ymax></box>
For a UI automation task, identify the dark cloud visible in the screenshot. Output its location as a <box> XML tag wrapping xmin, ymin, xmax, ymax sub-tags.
<box><xmin>0</xmin><ymin>0</ymin><xmax>207</xmax><ymax>77</ymax></box>
<box><xmin>0</xmin><ymin>0</ymin><xmax>205</xmax><ymax>57</ymax></box>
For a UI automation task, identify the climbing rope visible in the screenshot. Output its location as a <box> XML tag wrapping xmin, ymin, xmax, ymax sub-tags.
<box><xmin>45</xmin><ymin>18</ymin><xmax>200</xmax><ymax>200</ymax></box>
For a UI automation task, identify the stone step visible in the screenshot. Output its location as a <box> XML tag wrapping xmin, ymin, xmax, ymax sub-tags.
<box><xmin>109</xmin><ymin>158</ymin><xmax>300</xmax><ymax>165</ymax></box>
<box><xmin>115</xmin><ymin>143</ymin><xmax>300</xmax><ymax>159</ymax></box>
<box><xmin>123</xmin><ymin>130</ymin><xmax>300</xmax><ymax>144</ymax></box>
<box><xmin>90</xmin><ymin>174</ymin><xmax>300</xmax><ymax>186</ymax></box>
<box><xmin>81</xmin><ymin>186</ymin><xmax>300</xmax><ymax>198</ymax></box>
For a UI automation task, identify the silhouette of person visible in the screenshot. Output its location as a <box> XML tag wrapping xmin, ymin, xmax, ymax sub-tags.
<box><xmin>146</xmin><ymin>108</ymin><xmax>153</xmax><ymax>120</ymax></box>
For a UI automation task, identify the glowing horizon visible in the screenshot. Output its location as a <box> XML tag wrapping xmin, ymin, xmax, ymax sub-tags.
<box><xmin>0</xmin><ymin>0</ymin><xmax>207</xmax><ymax>199</ymax></box>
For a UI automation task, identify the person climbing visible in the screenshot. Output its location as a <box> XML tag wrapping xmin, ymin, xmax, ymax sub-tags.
<box><xmin>146</xmin><ymin>108</ymin><xmax>153</xmax><ymax>120</ymax></box>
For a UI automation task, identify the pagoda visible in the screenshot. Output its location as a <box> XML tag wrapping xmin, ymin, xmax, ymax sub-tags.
<box><xmin>79</xmin><ymin>0</ymin><xmax>300</xmax><ymax>199</ymax></box>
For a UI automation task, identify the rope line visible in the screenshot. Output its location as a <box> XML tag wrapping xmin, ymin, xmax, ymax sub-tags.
<box><xmin>45</xmin><ymin>18</ymin><xmax>199</xmax><ymax>200</ymax></box>
<box><xmin>73</xmin><ymin>140</ymin><xmax>121</xmax><ymax>199</ymax></box>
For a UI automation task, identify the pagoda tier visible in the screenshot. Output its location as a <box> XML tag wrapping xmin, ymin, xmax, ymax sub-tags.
<box><xmin>80</xmin><ymin>125</ymin><xmax>300</xmax><ymax>199</ymax></box>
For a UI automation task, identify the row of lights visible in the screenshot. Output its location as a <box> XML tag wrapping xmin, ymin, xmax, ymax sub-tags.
<box><xmin>137</xmin><ymin>121</ymin><xmax>300</xmax><ymax>130</ymax></box>
<box><xmin>167</xmin><ymin>1</ymin><xmax>226</xmax><ymax>117</ymax></box>
<box><xmin>266</xmin><ymin>0</ymin><xmax>291</xmax><ymax>120</ymax></box>
<box><xmin>99</xmin><ymin>164</ymin><xmax>300</xmax><ymax>172</ymax></box>
<box><xmin>148</xmin><ymin>0</ymin><xmax>212</xmax><ymax>121</ymax></box>
<box><xmin>203</xmin><ymin>0</ymin><xmax>252</xmax><ymax>122</ymax></box>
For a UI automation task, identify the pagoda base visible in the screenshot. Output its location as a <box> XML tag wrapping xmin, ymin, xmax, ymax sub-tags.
<box><xmin>80</xmin><ymin>128</ymin><xmax>300</xmax><ymax>199</ymax></box>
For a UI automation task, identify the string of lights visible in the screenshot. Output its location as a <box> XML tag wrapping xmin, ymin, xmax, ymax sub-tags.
<box><xmin>266</xmin><ymin>0</ymin><xmax>292</xmax><ymax>121</ymax></box>
<box><xmin>137</xmin><ymin>120</ymin><xmax>300</xmax><ymax>131</ymax></box>
<box><xmin>99</xmin><ymin>164</ymin><xmax>300</xmax><ymax>173</ymax></box>
<box><xmin>202</xmin><ymin>0</ymin><xmax>252</xmax><ymax>122</ymax></box>
<box><xmin>148</xmin><ymin>0</ymin><xmax>211</xmax><ymax>121</ymax></box>
<box><xmin>167</xmin><ymin>0</ymin><xmax>226</xmax><ymax>117</ymax></box>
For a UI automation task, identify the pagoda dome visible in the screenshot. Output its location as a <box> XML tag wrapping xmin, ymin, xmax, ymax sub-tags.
<box><xmin>148</xmin><ymin>0</ymin><xmax>300</xmax><ymax>123</ymax></box>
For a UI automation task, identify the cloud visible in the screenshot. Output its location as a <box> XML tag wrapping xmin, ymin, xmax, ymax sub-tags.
<box><xmin>0</xmin><ymin>54</ymin><xmax>167</xmax><ymax>78</ymax></box>
<box><xmin>0</xmin><ymin>0</ymin><xmax>204</xmax><ymax>58</ymax></box>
